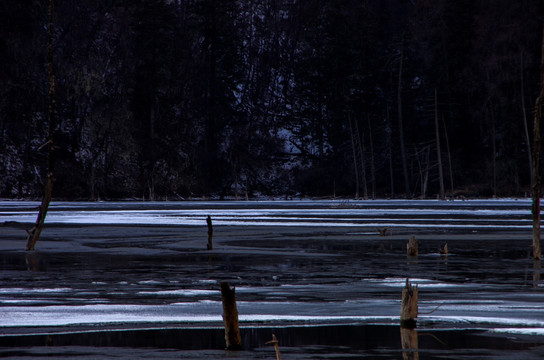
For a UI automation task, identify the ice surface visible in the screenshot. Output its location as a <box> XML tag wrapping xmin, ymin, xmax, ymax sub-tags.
<box><xmin>1</xmin><ymin>199</ymin><xmax>544</xmax><ymax>358</ymax></box>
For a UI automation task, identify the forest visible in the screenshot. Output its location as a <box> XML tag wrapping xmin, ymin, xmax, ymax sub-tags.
<box><xmin>1</xmin><ymin>0</ymin><xmax>544</xmax><ymax>200</ymax></box>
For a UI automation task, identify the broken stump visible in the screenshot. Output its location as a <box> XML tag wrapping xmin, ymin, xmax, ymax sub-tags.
<box><xmin>220</xmin><ymin>281</ymin><xmax>242</xmax><ymax>350</ymax></box>
<box><xmin>407</xmin><ymin>236</ymin><xmax>418</xmax><ymax>257</ymax></box>
<box><xmin>400</xmin><ymin>278</ymin><xmax>418</xmax><ymax>328</ymax></box>
<box><xmin>440</xmin><ymin>243</ymin><xmax>448</xmax><ymax>256</ymax></box>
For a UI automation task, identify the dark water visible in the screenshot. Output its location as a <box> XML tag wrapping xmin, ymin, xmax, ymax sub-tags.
<box><xmin>1</xmin><ymin>325</ymin><xmax>544</xmax><ymax>359</ymax></box>
<box><xmin>1</xmin><ymin>200</ymin><xmax>544</xmax><ymax>358</ymax></box>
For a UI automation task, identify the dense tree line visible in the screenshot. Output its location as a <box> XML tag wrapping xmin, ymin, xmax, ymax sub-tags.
<box><xmin>1</xmin><ymin>0</ymin><xmax>543</xmax><ymax>200</ymax></box>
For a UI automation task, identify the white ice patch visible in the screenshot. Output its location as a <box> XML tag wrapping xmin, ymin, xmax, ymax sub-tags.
<box><xmin>0</xmin><ymin>198</ymin><xmax>532</xmax><ymax>229</ymax></box>
<box><xmin>137</xmin><ymin>289</ymin><xmax>218</xmax><ymax>296</ymax></box>
<box><xmin>0</xmin><ymin>288</ymin><xmax>72</xmax><ymax>294</ymax></box>
<box><xmin>489</xmin><ymin>328</ymin><xmax>544</xmax><ymax>335</ymax></box>
<box><xmin>362</xmin><ymin>277</ymin><xmax>463</xmax><ymax>289</ymax></box>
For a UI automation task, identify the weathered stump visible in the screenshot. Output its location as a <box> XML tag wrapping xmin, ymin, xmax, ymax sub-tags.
<box><xmin>206</xmin><ymin>215</ymin><xmax>213</xmax><ymax>250</ymax></box>
<box><xmin>400</xmin><ymin>278</ymin><xmax>418</xmax><ymax>328</ymax></box>
<box><xmin>407</xmin><ymin>236</ymin><xmax>418</xmax><ymax>257</ymax></box>
<box><xmin>439</xmin><ymin>243</ymin><xmax>448</xmax><ymax>256</ymax></box>
<box><xmin>220</xmin><ymin>281</ymin><xmax>242</xmax><ymax>350</ymax></box>
<box><xmin>266</xmin><ymin>334</ymin><xmax>282</xmax><ymax>360</ymax></box>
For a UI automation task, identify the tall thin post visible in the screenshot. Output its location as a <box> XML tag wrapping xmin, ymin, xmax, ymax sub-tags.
<box><xmin>206</xmin><ymin>215</ymin><xmax>213</xmax><ymax>250</ymax></box>
<box><xmin>532</xmin><ymin>22</ymin><xmax>544</xmax><ymax>261</ymax></box>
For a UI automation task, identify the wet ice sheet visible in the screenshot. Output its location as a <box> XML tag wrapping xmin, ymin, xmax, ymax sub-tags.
<box><xmin>0</xmin><ymin>199</ymin><xmax>533</xmax><ymax>229</ymax></box>
<box><xmin>1</xmin><ymin>199</ymin><xmax>543</xmax><ymax>357</ymax></box>
<box><xmin>2</xmin><ymin>278</ymin><xmax>544</xmax><ymax>331</ymax></box>
<box><xmin>2</xmin><ymin>298</ymin><xmax>544</xmax><ymax>330</ymax></box>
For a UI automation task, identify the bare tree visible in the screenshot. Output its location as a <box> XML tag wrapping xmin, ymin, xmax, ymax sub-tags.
<box><xmin>442</xmin><ymin>115</ymin><xmax>454</xmax><ymax>196</ymax></box>
<box><xmin>434</xmin><ymin>89</ymin><xmax>445</xmax><ymax>199</ymax></box>
<box><xmin>398</xmin><ymin>45</ymin><xmax>410</xmax><ymax>197</ymax></box>
<box><xmin>348</xmin><ymin>113</ymin><xmax>360</xmax><ymax>199</ymax></box>
<box><xmin>532</xmin><ymin>23</ymin><xmax>544</xmax><ymax>261</ymax></box>
<box><xmin>354</xmin><ymin>119</ymin><xmax>368</xmax><ymax>200</ymax></box>
<box><xmin>26</xmin><ymin>0</ymin><xmax>57</xmax><ymax>251</ymax></box>
<box><xmin>367</xmin><ymin>116</ymin><xmax>376</xmax><ymax>200</ymax></box>
<box><xmin>521</xmin><ymin>50</ymin><xmax>533</xmax><ymax>182</ymax></box>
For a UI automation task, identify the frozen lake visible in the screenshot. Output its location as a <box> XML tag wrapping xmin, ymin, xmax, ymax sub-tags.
<box><xmin>1</xmin><ymin>199</ymin><xmax>544</xmax><ymax>358</ymax></box>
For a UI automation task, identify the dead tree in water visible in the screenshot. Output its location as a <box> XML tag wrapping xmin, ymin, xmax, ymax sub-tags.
<box><xmin>400</xmin><ymin>278</ymin><xmax>418</xmax><ymax>328</ymax></box>
<box><xmin>206</xmin><ymin>215</ymin><xmax>213</xmax><ymax>250</ymax></box>
<box><xmin>532</xmin><ymin>22</ymin><xmax>544</xmax><ymax>260</ymax></box>
<box><xmin>220</xmin><ymin>282</ymin><xmax>242</xmax><ymax>350</ymax></box>
<box><xmin>26</xmin><ymin>0</ymin><xmax>57</xmax><ymax>251</ymax></box>
<box><xmin>400</xmin><ymin>278</ymin><xmax>419</xmax><ymax>359</ymax></box>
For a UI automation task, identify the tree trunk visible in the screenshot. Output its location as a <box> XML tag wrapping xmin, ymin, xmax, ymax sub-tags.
<box><xmin>415</xmin><ymin>146</ymin><xmax>424</xmax><ymax>198</ymax></box>
<box><xmin>354</xmin><ymin>119</ymin><xmax>368</xmax><ymax>200</ymax></box>
<box><xmin>491</xmin><ymin>104</ymin><xmax>497</xmax><ymax>197</ymax></box>
<box><xmin>521</xmin><ymin>51</ymin><xmax>533</xmax><ymax>182</ymax></box>
<box><xmin>26</xmin><ymin>0</ymin><xmax>56</xmax><ymax>251</ymax></box>
<box><xmin>367</xmin><ymin>117</ymin><xmax>376</xmax><ymax>200</ymax></box>
<box><xmin>442</xmin><ymin>115</ymin><xmax>454</xmax><ymax>196</ymax></box>
<box><xmin>434</xmin><ymin>89</ymin><xmax>445</xmax><ymax>200</ymax></box>
<box><xmin>423</xmin><ymin>147</ymin><xmax>430</xmax><ymax>198</ymax></box>
<box><xmin>398</xmin><ymin>46</ymin><xmax>410</xmax><ymax>197</ymax></box>
<box><xmin>386</xmin><ymin>107</ymin><xmax>395</xmax><ymax>197</ymax></box>
<box><xmin>532</xmin><ymin>22</ymin><xmax>544</xmax><ymax>261</ymax></box>
<box><xmin>348</xmin><ymin>114</ymin><xmax>360</xmax><ymax>199</ymax></box>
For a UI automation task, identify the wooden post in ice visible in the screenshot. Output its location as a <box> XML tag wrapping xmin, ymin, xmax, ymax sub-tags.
<box><xmin>220</xmin><ymin>281</ymin><xmax>242</xmax><ymax>350</ymax></box>
<box><xmin>206</xmin><ymin>215</ymin><xmax>213</xmax><ymax>250</ymax></box>
<box><xmin>407</xmin><ymin>236</ymin><xmax>418</xmax><ymax>257</ymax></box>
<box><xmin>400</xmin><ymin>278</ymin><xmax>418</xmax><ymax>328</ymax></box>
<box><xmin>266</xmin><ymin>334</ymin><xmax>282</xmax><ymax>360</ymax></box>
